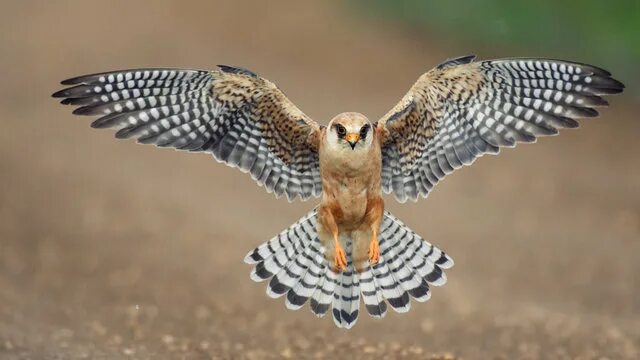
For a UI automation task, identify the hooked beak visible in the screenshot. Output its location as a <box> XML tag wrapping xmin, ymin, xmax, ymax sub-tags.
<box><xmin>345</xmin><ymin>133</ymin><xmax>360</xmax><ymax>150</ymax></box>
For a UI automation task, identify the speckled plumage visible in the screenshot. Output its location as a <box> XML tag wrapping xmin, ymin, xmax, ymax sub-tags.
<box><xmin>53</xmin><ymin>66</ymin><xmax>322</xmax><ymax>201</ymax></box>
<box><xmin>53</xmin><ymin>56</ymin><xmax>623</xmax><ymax>329</ymax></box>
<box><xmin>377</xmin><ymin>56</ymin><xmax>624</xmax><ymax>202</ymax></box>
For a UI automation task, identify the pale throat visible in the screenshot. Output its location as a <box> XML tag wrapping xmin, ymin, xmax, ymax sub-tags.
<box><xmin>323</xmin><ymin>140</ymin><xmax>371</xmax><ymax>175</ymax></box>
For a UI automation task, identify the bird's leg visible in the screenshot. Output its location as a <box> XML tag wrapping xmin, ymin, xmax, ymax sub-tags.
<box><xmin>365</xmin><ymin>197</ymin><xmax>384</xmax><ymax>265</ymax></box>
<box><xmin>332</xmin><ymin>231</ymin><xmax>348</xmax><ymax>272</ymax></box>
<box><xmin>318</xmin><ymin>203</ymin><xmax>347</xmax><ymax>272</ymax></box>
<box><xmin>368</xmin><ymin>226</ymin><xmax>380</xmax><ymax>264</ymax></box>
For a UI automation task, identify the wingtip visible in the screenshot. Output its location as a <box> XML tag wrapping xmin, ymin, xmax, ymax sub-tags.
<box><xmin>114</xmin><ymin>128</ymin><xmax>135</xmax><ymax>139</ymax></box>
<box><xmin>216</xmin><ymin>64</ymin><xmax>258</xmax><ymax>78</ymax></box>
<box><xmin>607</xmin><ymin>77</ymin><xmax>625</xmax><ymax>92</ymax></box>
<box><xmin>89</xmin><ymin>120</ymin><xmax>103</xmax><ymax>129</ymax></box>
<box><xmin>436</xmin><ymin>54</ymin><xmax>477</xmax><ymax>70</ymax></box>
<box><xmin>60</xmin><ymin>78</ymin><xmax>80</xmax><ymax>86</ymax></box>
<box><xmin>59</xmin><ymin>98</ymin><xmax>75</xmax><ymax>105</ymax></box>
<box><xmin>72</xmin><ymin>106</ymin><xmax>93</xmax><ymax>116</ymax></box>
<box><xmin>580</xmin><ymin>107</ymin><xmax>600</xmax><ymax>118</ymax></box>
<box><xmin>51</xmin><ymin>88</ymin><xmax>69</xmax><ymax>98</ymax></box>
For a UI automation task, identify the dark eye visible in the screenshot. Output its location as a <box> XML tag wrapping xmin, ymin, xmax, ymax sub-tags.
<box><xmin>359</xmin><ymin>124</ymin><xmax>370</xmax><ymax>138</ymax></box>
<box><xmin>335</xmin><ymin>124</ymin><xmax>346</xmax><ymax>137</ymax></box>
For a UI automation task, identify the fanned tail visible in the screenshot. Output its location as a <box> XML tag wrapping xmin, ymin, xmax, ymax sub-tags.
<box><xmin>244</xmin><ymin>209</ymin><xmax>454</xmax><ymax>329</ymax></box>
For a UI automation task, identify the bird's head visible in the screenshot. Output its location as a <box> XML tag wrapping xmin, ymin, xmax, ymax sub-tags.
<box><xmin>326</xmin><ymin>112</ymin><xmax>373</xmax><ymax>152</ymax></box>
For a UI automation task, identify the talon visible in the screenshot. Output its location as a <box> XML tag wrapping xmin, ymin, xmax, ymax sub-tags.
<box><xmin>333</xmin><ymin>244</ymin><xmax>348</xmax><ymax>272</ymax></box>
<box><xmin>368</xmin><ymin>235</ymin><xmax>380</xmax><ymax>264</ymax></box>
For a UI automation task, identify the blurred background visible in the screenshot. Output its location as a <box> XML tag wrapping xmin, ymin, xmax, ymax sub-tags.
<box><xmin>0</xmin><ymin>1</ymin><xmax>638</xmax><ymax>359</ymax></box>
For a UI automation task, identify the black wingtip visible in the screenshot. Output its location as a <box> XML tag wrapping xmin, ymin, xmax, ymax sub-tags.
<box><xmin>115</xmin><ymin>128</ymin><xmax>134</xmax><ymax>139</ymax></box>
<box><xmin>61</xmin><ymin>77</ymin><xmax>81</xmax><ymax>86</ymax></box>
<box><xmin>593</xmin><ymin>85</ymin><xmax>625</xmax><ymax>95</ymax></box>
<box><xmin>593</xmin><ymin>76</ymin><xmax>625</xmax><ymax>91</ymax></box>
<box><xmin>217</xmin><ymin>64</ymin><xmax>258</xmax><ymax>78</ymax></box>
<box><xmin>51</xmin><ymin>88</ymin><xmax>69</xmax><ymax>98</ymax></box>
<box><xmin>584</xmin><ymin>96</ymin><xmax>609</xmax><ymax>107</ymax></box>
<box><xmin>436</xmin><ymin>54</ymin><xmax>477</xmax><ymax>70</ymax></box>
<box><xmin>90</xmin><ymin>120</ymin><xmax>104</xmax><ymax>129</ymax></box>
<box><xmin>60</xmin><ymin>98</ymin><xmax>75</xmax><ymax>105</ymax></box>
<box><xmin>608</xmin><ymin>77</ymin><xmax>625</xmax><ymax>92</ymax></box>
<box><xmin>608</xmin><ymin>87</ymin><xmax>625</xmax><ymax>94</ymax></box>
<box><xmin>575</xmin><ymin>107</ymin><xmax>599</xmax><ymax>118</ymax></box>
<box><xmin>72</xmin><ymin>106</ymin><xmax>92</xmax><ymax>115</ymax></box>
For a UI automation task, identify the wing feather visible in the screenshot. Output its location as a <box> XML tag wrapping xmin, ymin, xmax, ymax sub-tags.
<box><xmin>377</xmin><ymin>56</ymin><xmax>624</xmax><ymax>202</ymax></box>
<box><xmin>53</xmin><ymin>66</ymin><xmax>323</xmax><ymax>201</ymax></box>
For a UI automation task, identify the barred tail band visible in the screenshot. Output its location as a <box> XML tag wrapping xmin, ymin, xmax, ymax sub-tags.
<box><xmin>244</xmin><ymin>209</ymin><xmax>453</xmax><ymax>329</ymax></box>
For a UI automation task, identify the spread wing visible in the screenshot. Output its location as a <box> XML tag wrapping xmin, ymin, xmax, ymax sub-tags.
<box><xmin>53</xmin><ymin>66</ymin><xmax>323</xmax><ymax>201</ymax></box>
<box><xmin>377</xmin><ymin>55</ymin><xmax>624</xmax><ymax>202</ymax></box>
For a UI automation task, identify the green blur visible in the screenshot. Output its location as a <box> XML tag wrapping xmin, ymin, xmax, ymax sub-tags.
<box><xmin>353</xmin><ymin>0</ymin><xmax>638</xmax><ymax>92</ymax></box>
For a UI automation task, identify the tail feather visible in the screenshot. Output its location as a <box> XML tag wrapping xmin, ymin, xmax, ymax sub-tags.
<box><xmin>378</xmin><ymin>227</ymin><xmax>425</xmax><ymax>310</ymax></box>
<box><xmin>266</xmin><ymin>239</ymin><xmax>311</xmax><ymax>298</ymax></box>
<box><xmin>245</xmin><ymin>209</ymin><xmax>454</xmax><ymax>329</ymax></box>
<box><xmin>332</xmin><ymin>262</ymin><xmax>360</xmax><ymax>328</ymax></box>
<box><xmin>401</xmin><ymin>238</ymin><xmax>433</xmax><ymax>302</ymax></box>
<box><xmin>285</xmin><ymin>249</ymin><xmax>323</xmax><ymax>310</ymax></box>
<box><xmin>244</xmin><ymin>211</ymin><xmax>316</xmax><ymax>264</ymax></box>
<box><xmin>277</xmin><ymin>245</ymin><xmax>312</xmax><ymax>301</ymax></box>
<box><xmin>371</xmin><ymin>248</ymin><xmax>411</xmax><ymax>313</ymax></box>
<box><xmin>248</xmin><ymin>235</ymin><xmax>298</xmax><ymax>282</ymax></box>
<box><xmin>359</xmin><ymin>267</ymin><xmax>387</xmax><ymax>318</ymax></box>
<box><xmin>309</xmin><ymin>270</ymin><xmax>336</xmax><ymax>317</ymax></box>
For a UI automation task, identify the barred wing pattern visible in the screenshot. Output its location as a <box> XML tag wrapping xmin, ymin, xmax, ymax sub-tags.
<box><xmin>378</xmin><ymin>56</ymin><xmax>624</xmax><ymax>202</ymax></box>
<box><xmin>53</xmin><ymin>66</ymin><xmax>323</xmax><ymax>201</ymax></box>
<box><xmin>245</xmin><ymin>209</ymin><xmax>453</xmax><ymax>328</ymax></box>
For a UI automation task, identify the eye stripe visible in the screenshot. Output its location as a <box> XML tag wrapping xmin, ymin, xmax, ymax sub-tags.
<box><xmin>360</xmin><ymin>124</ymin><xmax>370</xmax><ymax>138</ymax></box>
<box><xmin>333</xmin><ymin>123</ymin><xmax>346</xmax><ymax>138</ymax></box>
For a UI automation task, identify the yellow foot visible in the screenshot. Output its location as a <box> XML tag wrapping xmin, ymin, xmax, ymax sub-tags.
<box><xmin>368</xmin><ymin>237</ymin><xmax>380</xmax><ymax>264</ymax></box>
<box><xmin>333</xmin><ymin>244</ymin><xmax>348</xmax><ymax>272</ymax></box>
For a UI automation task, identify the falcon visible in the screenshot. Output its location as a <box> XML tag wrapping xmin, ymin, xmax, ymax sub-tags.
<box><xmin>53</xmin><ymin>55</ymin><xmax>624</xmax><ymax>328</ymax></box>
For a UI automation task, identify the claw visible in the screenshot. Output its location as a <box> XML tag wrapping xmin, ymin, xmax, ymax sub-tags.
<box><xmin>333</xmin><ymin>244</ymin><xmax>348</xmax><ymax>272</ymax></box>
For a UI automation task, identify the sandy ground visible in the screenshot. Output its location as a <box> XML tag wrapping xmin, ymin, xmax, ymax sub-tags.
<box><xmin>1</xmin><ymin>1</ymin><xmax>639</xmax><ymax>359</ymax></box>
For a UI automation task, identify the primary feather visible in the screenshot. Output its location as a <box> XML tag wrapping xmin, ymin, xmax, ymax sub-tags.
<box><xmin>377</xmin><ymin>57</ymin><xmax>624</xmax><ymax>202</ymax></box>
<box><xmin>53</xmin><ymin>66</ymin><xmax>323</xmax><ymax>201</ymax></box>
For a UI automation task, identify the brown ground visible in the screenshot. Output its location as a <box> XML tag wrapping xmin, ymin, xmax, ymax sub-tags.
<box><xmin>1</xmin><ymin>1</ymin><xmax>639</xmax><ymax>359</ymax></box>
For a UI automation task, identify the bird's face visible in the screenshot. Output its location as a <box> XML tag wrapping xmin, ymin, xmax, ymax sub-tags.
<box><xmin>326</xmin><ymin>112</ymin><xmax>373</xmax><ymax>153</ymax></box>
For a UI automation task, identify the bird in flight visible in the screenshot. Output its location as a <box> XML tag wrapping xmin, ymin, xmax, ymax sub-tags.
<box><xmin>53</xmin><ymin>55</ymin><xmax>624</xmax><ymax>328</ymax></box>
